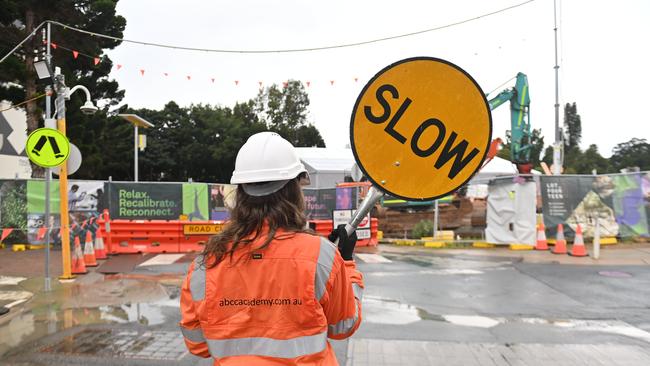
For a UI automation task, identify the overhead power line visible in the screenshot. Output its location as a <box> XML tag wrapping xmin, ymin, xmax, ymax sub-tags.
<box><xmin>49</xmin><ymin>0</ymin><xmax>535</xmax><ymax>53</ymax></box>
<box><xmin>1</xmin><ymin>0</ymin><xmax>536</xmax><ymax>63</ymax></box>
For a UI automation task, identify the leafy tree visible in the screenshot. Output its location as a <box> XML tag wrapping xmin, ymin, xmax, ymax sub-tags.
<box><xmin>254</xmin><ymin>80</ymin><xmax>325</xmax><ymax>147</ymax></box>
<box><xmin>574</xmin><ymin>144</ymin><xmax>610</xmax><ymax>174</ymax></box>
<box><xmin>563</xmin><ymin>102</ymin><xmax>581</xmax><ymax>149</ymax></box>
<box><xmin>610</xmin><ymin>138</ymin><xmax>650</xmax><ymax>172</ymax></box>
<box><xmin>0</xmin><ymin>0</ymin><xmax>126</xmax><ymax>177</ymax></box>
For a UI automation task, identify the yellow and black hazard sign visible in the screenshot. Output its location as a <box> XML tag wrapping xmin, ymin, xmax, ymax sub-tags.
<box><xmin>183</xmin><ymin>223</ymin><xmax>223</xmax><ymax>235</ymax></box>
<box><xmin>350</xmin><ymin>57</ymin><xmax>492</xmax><ymax>201</ymax></box>
<box><xmin>25</xmin><ymin>128</ymin><xmax>70</xmax><ymax>168</ymax></box>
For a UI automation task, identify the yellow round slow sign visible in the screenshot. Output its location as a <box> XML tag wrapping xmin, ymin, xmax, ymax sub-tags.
<box><xmin>26</xmin><ymin>128</ymin><xmax>70</xmax><ymax>168</ymax></box>
<box><xmin>351</xmin><ymin>57</ymin><xmax>492</xmax><ymax>201</ymax></box>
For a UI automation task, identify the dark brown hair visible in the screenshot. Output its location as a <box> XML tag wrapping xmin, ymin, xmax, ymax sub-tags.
<box><xmin>202</xmin><ymin>178</ymin><xmax>308</xmax><ymax>267</ymax></box>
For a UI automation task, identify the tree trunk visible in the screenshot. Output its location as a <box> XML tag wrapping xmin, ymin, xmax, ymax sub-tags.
<box><xmin>24</xmin><ymin>9</ymin><xmax>44</xmax><ymax>178</ymax></box>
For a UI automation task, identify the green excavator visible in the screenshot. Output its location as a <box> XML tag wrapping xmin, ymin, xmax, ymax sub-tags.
<box><xmin>485</xmin><ymin>72</ymin><xmax>533</xmax><ymax>174</ymax></box>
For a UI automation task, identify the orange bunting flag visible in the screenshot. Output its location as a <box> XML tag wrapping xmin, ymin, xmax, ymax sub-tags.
<box><xmin>140</xmin><ymin>69</ymin><xmax>145</xmax><ymax>76</ymax></box>
<box><xmin>94</xmin><ymin>57</ymin><xmax>100</xmax><ymax>65</ymax></box>
<box><xmin>51</xmin><ymin>43</ymin><xmax>58</xmax><ymax>49</ymax></box>
<box><xmin>354</xmin><ymin>77</ymin><xmax>358</xmax><ymax>82</ymax></box>
<box><xmin>234</xmin><ymin>80</ymin><xmax>239</xmax><ymax>85</ymax></box>
<box><xmin>187</xmin><ymin>75</ymin><xmax>191</xmax><ymax>80</ymax></box>
<box><xmin>72</xmin><ymin>50</ymin><xmax>79</xmax><ymax>59</ymax></box>
<box><xmin>116</xmin><ymin>64</ymin><xmax>122</xmax><ymax>70</ymax></box>
<box><xmin>37</xmin><ymin>227</ymin><xmax>47</xmax><ymax>240</ymax></box>
<box><xmin>306</xmin><ymin>81</ymin><xmax>311</xmax><ymax>87</ymax></box>
<box><xmin>1</xmin><ymin>228</ymin><xmax>13</xmax><ymax>241</ymax></box>
<box><xmin>330</xmin><ymin>80</ymin><xmax>335</xmax><ymax>86</ymax></box>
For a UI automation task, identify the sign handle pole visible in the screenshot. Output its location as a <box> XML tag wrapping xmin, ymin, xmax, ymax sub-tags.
<box><xmin>344</xmin><ymin>185</ymin><xmax>384</xmax><ymax>236</ymax></box>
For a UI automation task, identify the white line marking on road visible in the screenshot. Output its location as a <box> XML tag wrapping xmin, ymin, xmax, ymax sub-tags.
<box><xmin>367</xmin><ymin>268</ymin><xmax>484</xmax><ymax>277</ymax></box>
<box><xmin>0</xmin><ymin>290</ymin><xmax>33</xmax><ymax>302</ymax></box>
<box><xmin>355</xmin><ymin>254</ymin><xmax>392</xmax><ymax>263</ymax></box>
<box><xmin>0</xmin><ymin>276</ymin><xmax>27</xmax><ymax>286</ymax></box>
<box><xmin>440</xmin><ymin>315</ymin><xmax>650</xmax><ymax>343</ymax></box>
<box><xmin>5</xmin><ymin>298</ymin><xmax>27</xmax><ymax>308</ymax></box>
<box><xmin>137</xmin><ymin>254</ymin><xmax>186</xmax><ymax>267</ymax></box>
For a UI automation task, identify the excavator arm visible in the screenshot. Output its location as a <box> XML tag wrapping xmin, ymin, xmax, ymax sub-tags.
<box><xmin>487</xmin><ymin>72</ymin><xmax>533</xmax><ymax>174</ymax></box>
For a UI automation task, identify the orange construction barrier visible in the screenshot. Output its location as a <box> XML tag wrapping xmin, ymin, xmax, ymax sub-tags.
<box><xmin>569</xmin><ymin>224</ymin><xmax>589</xmax><ymax>257</ymax></box>
<box><xmin>106</xmin><ymin>220</ymin><xmax>181</xmax><ymax>254</ymax></box>
<box><xmin>551</xmin><ymin>223</ymin><xmax>568</xmax><ymax>255</ymax></box>
<box><xmin>94</xmin><ymin>224</ymin><xmax>107</xmax><ymax>259</ymax></box>
<box><xmin>535</xmin><ymin>223</ymin><xmax>549</xmax><ymax>251</ymax></box>
<box><xmin>71</xmin><ymin>236</ymin><xmax>87</xmax><ymax>274</ymax></box>
<box><xmin>83</xmin><ymin>231</ymin><xmax>98</xmax><ymax>267</ymax></box>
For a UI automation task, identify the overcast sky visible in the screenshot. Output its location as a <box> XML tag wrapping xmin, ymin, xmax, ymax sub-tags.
<box><xmin>104</xmin><ymin>0</ymin><xmax>650</xmax><ymax>158</ymax></box>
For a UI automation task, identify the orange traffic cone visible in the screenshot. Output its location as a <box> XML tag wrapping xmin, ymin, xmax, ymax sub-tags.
<box><xmin>535</xmin><ymin>223</ymin><xmax>549</xmax><ymax>250</ymax></box>
<box><xmin>569</xmin><ymin>224</ymin><xmax>589</xmax><ymax>257</ymax></box>
<box><xmin>551</xmin><ymin>224</ymin><xmax>567</xmax><ymax>254</ymax></box>
<box><xmin>83</xmin><ymin>231</ymin><xmax>98</xmax><ymax>267</ymax></box>
<box><xmin>71</xmin><ymin>236</ymin><xmax>87</xmax><ymax>274</ymax></box>
<box><xmin>94</xmin><ymin>226</ymin><xmax>107</xmax><ymax>260</ymax></box>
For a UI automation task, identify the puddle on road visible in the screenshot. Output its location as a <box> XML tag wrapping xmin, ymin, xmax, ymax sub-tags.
<box><xmin>362</xmin><ymin>296</ymin><xmax>442</xmax><ymax>325</ymax></box>
<box><xmin>384</xmin><ymin>254</ymin><xmax>511</xmax><ymax>270</ymax></box>
<box><xmin>0</xmin><ymin>275</ymin><xmax>181</xmax><ymax>358</ymax></box>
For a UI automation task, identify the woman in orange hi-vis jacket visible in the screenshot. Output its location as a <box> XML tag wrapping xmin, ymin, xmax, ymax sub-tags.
<box><xmin>180</xmin><ymin>132</ymin><xmax>364</xmax><ymax>365</ymax></box>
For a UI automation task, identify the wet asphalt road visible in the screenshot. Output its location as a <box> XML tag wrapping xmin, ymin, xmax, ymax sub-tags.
<box><xmin>2</xmin><ymin>247</ymin><xmax>650</xmax><ymax>365</ymax></box>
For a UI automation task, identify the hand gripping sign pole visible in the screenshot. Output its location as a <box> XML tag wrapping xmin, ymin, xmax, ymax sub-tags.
<box><xmin>345</xmin><ymin>57</ymin><xmax>492</xmax><ymax>237</ymax></box>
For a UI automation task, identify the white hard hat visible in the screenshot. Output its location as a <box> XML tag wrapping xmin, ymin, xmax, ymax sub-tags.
<box><xmin>231</xmin><ymin>132</ymin><xmax>307</xmax><ymax>196</ymax></box>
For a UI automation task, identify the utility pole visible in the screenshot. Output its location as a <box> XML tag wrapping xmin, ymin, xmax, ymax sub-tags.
<box><xmin>552</xmin><ymin>0</ymin><xmax>563</xmax><ymax>175</ymax></box>
<box><xmin>43</xmin><ymin>22</ymin><xmax>52</xmax><ymax>291</ymax></box>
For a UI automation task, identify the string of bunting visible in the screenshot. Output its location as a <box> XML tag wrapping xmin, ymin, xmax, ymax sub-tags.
<box><xmin>0</xmin><ymin>216</ymin><xmax>100</xmax><ymax>242</ymax></box>
<box><xmin>46</xmin><ymin>39</ymin><xmax>361</xmax><ymax>87</ymax></box>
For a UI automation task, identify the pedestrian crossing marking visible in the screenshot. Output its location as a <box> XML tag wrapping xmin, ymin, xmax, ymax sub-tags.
<box><xmin>355</xmin><ymin>254</ymin><xmax>392</xmax><ymax>263</ymax></box>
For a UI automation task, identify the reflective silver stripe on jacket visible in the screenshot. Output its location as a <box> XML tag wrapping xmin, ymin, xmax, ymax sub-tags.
<box><xmin>328</xmin><ymin>302</ymin><xmax>359</xmax><ymax>336</ymax></box>
<box><xmin>352</xmin><ymin>283</ymin><xmax>364</xmax><ymax>300</ymax></box>
<box><xmin>315</xmin><ymin>237</ymin><xmax>336</xmax><ymax>301</ymax></box>
<box><xmin>207</xmin><ymin>331</ymin><xmax>328</xmax><ymax>358</ymax></box>
<box><xmin>180</xmin><ymin>326</ymin><xmax>206</xmax><ymax>343</ymax></box>
<box><xmin>190</xmin><ymin>255</ymin><xmax>206</xmax><ymax>301</ymax></box>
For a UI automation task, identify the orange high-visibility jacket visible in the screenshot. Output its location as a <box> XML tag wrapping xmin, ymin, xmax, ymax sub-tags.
<box><xmin>179</xmin><ymin>230</ymin><xmax>364</xmax><ymax>365</ymax></box>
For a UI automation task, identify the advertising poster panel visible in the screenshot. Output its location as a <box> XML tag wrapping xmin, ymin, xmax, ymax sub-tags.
<box><xmin>541</xmin><ymin>173</ymin><xmax>650</xmax><ymax>239</ymax></box>
<box><xmin>210</xmin><ymin>184</ymin><xmax>236</xmax><ymax>221</ymax></box>
<box><xmin>304</xmin><ymin>188</ymin><xmax>336</xmax><ymax>220</ymax></box>
<box><xmin>182</xmin><ymin>183</ymin><xmax>209</xmax><ymax>221</ymax></box>
<box><xmin>109</xmin><ymin>182</ymin><xmax>182</xmax><ymax>220</ymax></box>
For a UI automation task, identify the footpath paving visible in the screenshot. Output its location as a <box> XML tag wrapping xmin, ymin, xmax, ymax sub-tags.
<box><xmin>379</xmin><ymin>241</ymin><xmax>650</xmax><ymax>266</ymax></box>
<box><xmin>346</xmin><ymin>339</ymin><xmax>650</xmax><ymax>366</ymax></box>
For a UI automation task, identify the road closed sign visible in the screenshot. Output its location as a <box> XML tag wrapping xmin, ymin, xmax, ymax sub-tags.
<box><xmin>350</xmin><ymin>57</ymin><xmax>492</xmax><ymax>201</ymax></box>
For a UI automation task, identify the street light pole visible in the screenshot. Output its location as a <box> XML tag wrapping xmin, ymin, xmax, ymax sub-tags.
<box><xmin>134</xmin><ymin>124</ymin><xmax>138</xmax><ymax>182</ymax></box>
<box><xmin>118</xmin><ymin>114</ymin><xmax>154</xmax><ymax>182</ymax></box>
<box><xmin>53</xmin><ymin>72</ymin><xmax>73</xmax><ymax>280</ymax></box>
<box><xmin>51</xmin><ymin>70</ymin><xmax>97</xmax><ymax>280</ymax></box>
